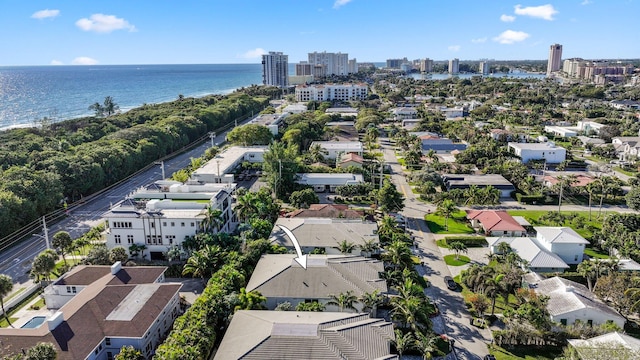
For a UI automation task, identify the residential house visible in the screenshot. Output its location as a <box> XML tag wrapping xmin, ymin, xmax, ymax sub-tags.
<box><xmin>576</xmin><ymin>120</ymin><xmax>605</xmax><ymax>135</ymax></box>
<box><xmin>609</xmin><ymin>100</ymin><xmax>640</xmax><ymax>110</ymax></box>
<box><xmin>338</xmin><ymin>152</ymin><xmax>364</xmax><ymax>169</ymax></box>
<box><xmin>542</xmin><ymin>174</ymin><xmax>596</xmax><ymax>189</ymax></box>
<box><xmin>442</xmin><ymin>174</ymin><xmax>516</xmax><ymax>198</ymax></box>
<box><xmin>508</xmin><ymin>142</ymin><xmax>567</xmax><ymax>164</ymax></box>
<box><xmin>466</xmin><ymin>210</ymin><xmax>526</xmax><ymax>237</ymax></box>
<box><xmin>401</xmin><ymin>119</ymin><xmax>421</xmax><ymax>130</ymax></box>
<box><xmin>296</xmin><ymin>173</ymin><xmax>364</xmax><ymax>193</ymax></box>
<box><xmin>213</xmin><ymin>311</ymin><xmax>397</xmax><ymax>360</ymax></box>
<box><xmin>282</xmin><ymin>103</ymin><xmax>308</xmax><ymax>114</ymax></box>
<box><xmin>246</xmin><ymin>254</ymin><xmax>387</xmax><ymax>312</ymax></box>
<box><xmin>612</xmin><ymin>136</ymin><xmax>640</xmax><ymax>161</ymax></box>
<box><xmin>568</xmin><ymin>332</ymin><xmax>640</xmax><ymax>359</ymax></box>
<box><xmin>248</xmin><ymin>113</ymin><xmax>287</xmax><ymax>135</ymax></box>
<box><xmin>270</xmin><ymin>217</ymin><xmax>378</xmax><ymax>255</ymax></box>
<box><xmin>0</xmin><ymin>262</ymin><xmax>182</xmax><ymax>360</ymax></box>
<box><xmin>486</xmin><ymin>236</ymin><xmax>569</xmax><ymax>273</ymax></box>
<box><xmin>283</xmin><ymin>204</ymin><xmax>365</xmax><ymax>219</ymax></box>
<box><xmin>544</xmin><ymin>126</ymin><xmax>577</xmax><ymax>138</ymax></box>
<box><xmin>439</xmin><ymin>106</ymin><xmax>464</xmax><ymax>119</ymax></box>
<box><xmin>534</xmin><ymin>227</ymin><xmax>589</xmax><ymax>265</ymax></box>
<box><xmin>190</xmin><ymin>146</ymin><xmax>267</xmax><ymax>184</ymax></box>
<box><xmin>418</xmin><ymin>135</ymin><xmax>467</xmax><ymax>154</ymax></box>
<box><xmin>309</xmin><ymin>141</ymin><xmax>363</xmax><ymax>160</ymax></box>
<box><xmin>532</xmin><ymin>276</ymin><xmax>626</xmax><ymax>328</ymax></box>
<box><xmin>325</xmin><ymin>107</ymin><xmax>358</xmax><ymax>117</ymax></box>
<box><xmin>390</xmin><ymin>107</ymin><xmax>418</xmax><ymax>120</ymax></box>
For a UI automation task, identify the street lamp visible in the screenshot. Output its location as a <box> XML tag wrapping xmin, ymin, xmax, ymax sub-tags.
<box><xmin>32</xmin><ymin>233</ymin><xmax>50</xmax><ymax>250</ymax></box>
<box><xmin>154</xmin><ymin>161</ymin><xmax>165</xmax><ymax>179</ymax></box>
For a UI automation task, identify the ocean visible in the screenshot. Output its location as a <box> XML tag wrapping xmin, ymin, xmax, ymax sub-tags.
<box><xmin>0</xmin><ymin>63</ymin><xmax>265</xmax><ymax>130</ymax></box>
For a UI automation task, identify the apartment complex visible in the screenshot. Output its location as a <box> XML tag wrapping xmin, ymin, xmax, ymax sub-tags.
<box><xmin>307</xmin><ymin>51</ymin><xmax>351</xmax><ymax>76</ymax></box>
<box><xmin>262</xmin><ymin>51</ymin><xmax>289</xmax><ymax>87</ymax></box>
<box><xmin>386</xmin><ymin>58</ymin><xmax>408</xmax><ymax>69</ymax></box>
<box><xmin>547</xmin><ymin>44</ymin><xmax>563</xmax><ymax>75</ymax></box>
<box><xmin>420</xmin><ymin>58</ymin><xmax>433</xmax><ymax>73</ymax></box>
<box><xmin>295</xmin><ymin>84</ymin><xmax>368</xmax><ymax>102</ymax></box>
<box><xmin>562</xmin><ymin>58</ymin><xmax>634</xmax><ymax>82</ymax></box>
<box><xmin>449</xmin><ymin>58</ymin><xmax>459</xmax><ymax>75</ymax></box>
<box><xmin>479</xmin><ymin>61</ymin><xmax>490</xmax><ymax>75</ymax></box>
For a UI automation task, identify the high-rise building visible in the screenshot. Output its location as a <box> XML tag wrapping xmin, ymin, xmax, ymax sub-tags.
<box><xmin>308</xmin><ymin>51</ymin><xmax>350</xmax><ymax>76</ymax></box>
<box><xmin>479</xmin><ymin>61</ymin><xmax>490</xmax><ymax>75</ymax></box>
<box><xmin>262</xmin><ymin>51</ymin><xmax>289</xmax><ymax>87</ymax></box>
<box><xmin>295</xmin><ymin>61</ymin><xmax>313</xmax><ymax>76</ymax></box>
<box><xmin>348</xmin><ymin>58</ymin><xmax>358</xmax><ymax>74</ymax></box>
<box><xmin>420</xmin><ymin>58</ymin><xmax>433</xmax><ymax>73</ymax></box>
<box><xmin>386</xmin><ymin>58</ymin><xmax>407</xmax><ymax>69</ymax></box>
<box><xmin>449</xmin><ymin>58</ymin><xmax>459</xmax><ymax>75</ymax></box>
<box><xmin>547</xmin><ymin>44</ymin><xmax>563</xmax><ymax>75</ymax></box>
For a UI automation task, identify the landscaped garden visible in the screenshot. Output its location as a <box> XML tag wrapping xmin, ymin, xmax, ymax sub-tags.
<box><xmin>425</xmin><ymin>210</ymin><xmax>474</xmax><ymax>234</ymax></box>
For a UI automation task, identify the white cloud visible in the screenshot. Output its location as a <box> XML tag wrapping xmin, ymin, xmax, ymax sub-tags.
<box><xmin>71</xmin><ymin>57</ymin><xmax>98</xmax><ymax>65</ymax></box>
<box><xmin>50</xmin><ymin>60</ymin><xmax>64</xmax><ymax>65</ymax></box>
<box><xmin>471</xmin><ymin>37</ymin><xmax>487</xmax><ymax>43</ymax></box>
<box><xmin>240</xmin><ymin>48</ymin><xmax>267</xmax><ymax>59</ymax></box>
<box><xmin>581</xmin><ymin>0</ymin><xmax>592</xmax><ymax>4</ymax></box>
<box><xmin>514</xmin><ymin>4</ymin><xmax>558</xmax><ymax>20</ymax></box>
<box><xmin>333</xmin><ymin>0</ymin><xmax>353</xmax><ymax>8</ymax></box>
<box><xmin>31</xmin><ymin>9</ymin><xmax>60</xmax><ymax>19</ymax></box>
<box><xmin>448</xmin><ymin>45</ymin><xmax>461</xmax><ymax>52</ymax></box>
<box><xmin>75</xmin><ymin>14</ymin><xmax>136</xmax><ymax>33</ymax></box>
<box><xmin>500</xmin><ymin>14</ymin><xmax>516</xmax><ymax>22</ymax></box>
<box><xmin>493</xmin><ymin>30</ymin><xmax>530</xmax><ymax>44</ymax></box>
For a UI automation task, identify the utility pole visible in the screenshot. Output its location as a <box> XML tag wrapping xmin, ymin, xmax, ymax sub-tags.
<box><xmin>209</xmin><ymin>132</ymin><xmax>216</xmax><ymax>148</ymax></box>
<box><xmin>159</xmin><ymin>161</ymin><xmax>165</xmax><ymax>179</ymax></box>
<box><xmin>42</xmin><ymin>216</ymin><xmax>50</xmax><ymax>249</ymax></box>
<box><xmin>379</xmin><ymin>161</ymin><xmax>384</xmax><ymax>189</ymax></box>
<box><xmin>558</xmin><ymin>181</ymin><xmax>563</xmax><ymax>213</ymax></box>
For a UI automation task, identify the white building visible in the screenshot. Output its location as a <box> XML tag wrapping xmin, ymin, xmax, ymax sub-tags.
<box><xmin>508</xmin><ymin>142</ymin><xmax>567</xmax><ymax>164</ymax></box>
<box><xmin>295</xmin><ymin>84</ymin><xmax>368</xmax><ymax>102</ymax></box>
<box><xmin>532</xmin><ymin>276</ymin><xmax>626</xmax><ymax>328</ymax></box>
<box><xmin>0</xmin><ymin>262</ymin><xmax>182</xmax><ymax>360</ymax></box>
<box><xmin>390</xmin><ymin>107</ymin><xmax>418</xmax><ymax>120</ymax></box>
<box><xmin>104</xmin><ymin>182</ymin><xmax>235</xmax><ymax>260</ymax></box>
<box><xmin>576</xmin><ymin>120</ymin><xmax>605</xmax><ymax>134</ymax></box>
<box><xmin>449</xmin><ymin>58</ymin><xmax>459</xmax><ymax>75</ymax></box>
<box><xmin>479</xmin><ymin>61</ymin><xmax>490</xmax><ymax>75</ymax></box>
<box><xmin>308</xmin><ymin>51</ymin><xmax>350</xmax><ymax>76</ymax></box>
<box><xmin>420</xmin><ymin>58</ymin><xmax>433</xmax><ymax>73</ymax></box>
<box><xmin>534</xmin><ymin>227</ymin><xmax>589</xmax><ymax>265</ymax></box>
<box><xmin>262</xmin><ymin>51</ymin><xmax>289</xmax><ymax>88</ymax></box>
<box><xmin>487</xmin><ymin>236</ymin><xmax>569</xmax><ymax>273</ymax></box>
<box><xmin>439</xmin><ymin>106</ymin><xmax>464</xmax><ymax>119</ymax></box>
<box><xmin>568</xmin><ymin>332</ymin><xmax>640</xmax><ymax>359</ymax></box>
<box><xmin>248</xmin><ymin>113</ymin><xmax>287</xmax><ymax>135</ymax></box>
<box><xmin>309</xmin><ymin>141</ymin><xmax>363</xmax><ymax>159</ymax></box>
<box><xmin>544</xmin><ymin>125</ymin><xmax>577</xmax><ymax>138</ymax></box>
<box><xmin>282</xmin><ymin>103</ymin><xmax>308</xmax><ymax>114</ymax></box>
<box><xmin>191</xmin><ymin>146</ymin><xmax>267</xmax><ymax>183</ymax></box>
<box><xmin>547</xmin><ymin>44</ymin><xmax>563</xmax><ymax>75</ymax></box>
<box><xmin>296</xmin><ymin>173</ymin><xmax>364</xmax><ymax>193</ymax></box>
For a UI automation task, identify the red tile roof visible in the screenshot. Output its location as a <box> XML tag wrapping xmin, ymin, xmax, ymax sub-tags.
<box><xmin>466</xmin><ymin>210</ymin><xmax>526</xmax><ymax>232</ymax></box>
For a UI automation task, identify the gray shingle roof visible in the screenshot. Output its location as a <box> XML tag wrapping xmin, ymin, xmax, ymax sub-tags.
<box><xmin>246</xmin><ymin>255</ymin><xmax>387</xmax><ymax>300</ymax></box>
<box><xmin>213</xmin><ymin>311</ymin><xmax>396</xmax><ymax>360</ymax></box>
<box><xmin>271</xmin><ymin>218</ymin><xmax>379</xmax><ymax>249</ymax></box>
<box><xmin>487</xmin><ymin>237</ymin><xmax>569</xmax><ymax>269</ymax></box>
<box><xmin>534</xmin><ymin>277</ymin><xmax>624</xmax><ymax>321</ymax></box>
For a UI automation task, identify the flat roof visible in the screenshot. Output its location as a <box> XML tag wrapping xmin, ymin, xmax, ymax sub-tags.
<box><xmin>192</xmin><ymin>146</ymin><xmax>267</xmax><ymax>177</ymax></box>
<box><xmin>444</xmin><ymin>174</ymin><xmax>514</xmax><ymax>187</ymax></box>
<box><xmin>508</xmin><ymin>142</ymin><xmax>566</xmax><ymax>151</ymax></box>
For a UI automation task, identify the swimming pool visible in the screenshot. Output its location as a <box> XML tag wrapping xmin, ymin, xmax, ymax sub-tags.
<box><xmin>21</xmin><ymin>316</ymin><xmax>46</xmax><ymax>329</ymax></box>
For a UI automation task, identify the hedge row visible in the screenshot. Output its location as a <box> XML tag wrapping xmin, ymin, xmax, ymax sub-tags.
<box><xmin>443</xmin><ymin>236</ymin><xmax>487</xmax><ymax>247</ymax></box>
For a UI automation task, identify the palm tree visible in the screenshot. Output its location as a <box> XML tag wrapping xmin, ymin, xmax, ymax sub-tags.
<box><xmin>102</xmin><ymin>96</ymin><xmax>119</xmax><ymax>116</ymax></box>
<box><xmin>448</xmin><ymin>241</ymin><xmax>467</xmax><ymax>261</ymax></box>
<box><xmin>414</xmin><ymin>332</ymin><xmax>442</xmax><ymax>360</ymax></box>
<box><xmin>360</xmin><ymin>238</ymin><xmax>380</xmax><ymax>258</ymax></box>
<box><xmin>484</xmin><ymin>274</ymin><xmax>504</xmax><ymax>315</ymax></box>
<box><xmin>235</xmin><ymin>288</ymin><xmax>266</xmax><ymax>311</ymax></box>
<box><xmin>327</xmin><ymin>290</ymin><xmax>358</xmax><ymax>312</ymax></box>
<box><xmin>307</xmin><ymin>143</ymin><xmax>328</xmax><ymax>164</ymax></box>
<box><xmin>393</xmin><ymin>329</ymin><xmax>414</xmax><ymax>359</ymax></box>
<box><xmin>378</xmin><ymin>216</ymin><xmax>400</xmax><ymax>244</ymax></box>
<box><xmin>30</xmin><ymin>250</ymin><xmax>58</xmax><ymax>287</ymax></box>
<box><xmin>436</xmin><ymin>199</ymin><xmax>458</xmax><ymax>231</ymax></box>
<box><xmin>359</xmin><ymin>290</ymin><xmax>385</xmax><ymax>317</ymax></box>
<box><xmin>234</xmin><ymin>191</ymin><xmax>257</xmax><ymax>223</ymax></box>
<box><xmin>577</xmin><ymin>261</ymin><xmax>597</xmax><ymax>291</ymax></box>
<box><xmin>181</xmin><ymin>245</ymin><xmax>224</xmax><ymax>283</ymax></box>
<box><xmin>0</xmin><ymin>274</ymin><xmax>14</xmax><ymax>328</ymax></box>
<box><xmin>200</xmin><ymin>207</ymin><xmax>223</xmax><ymax>234</ymax></box>
<box><xmin>383</xmin><ymin>240</ymin><xmax>414</xmax><ymax>270</ymax></box>
<box><xmin>336</xmin><ymin>240</ymin><xmax>357</xmax><ymax>254</ymax></box>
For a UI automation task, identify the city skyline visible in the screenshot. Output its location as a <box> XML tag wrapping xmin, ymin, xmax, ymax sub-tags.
<box><xmin>1</xmin><ymin>0</ymin><xmax>639</xmax><ymax>66</ymax></box>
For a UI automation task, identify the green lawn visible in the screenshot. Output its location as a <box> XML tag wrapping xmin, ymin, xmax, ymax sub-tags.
<box><xmin>425</xmin><ymin>211</ymin><xmax>474</xmax><ymax>234</ymax></box>
<box><xmin>614</xmin><ymin>166</ymin><xmax>637</xmax><ymax>176</ymax></box>
<box><xmin>584</xmin><ymin>247</ymin><xmax>610</xmax><ymax>259</ymax></box>
<box><xmin>506</xmin><ymin>210</ymin><xmax>605</xmax><ymax>239</ymax></box>
<box><xmin>436</xmin><ymin>239</ymin><xmax>449</xmax><ymax>248</ymax></box>
<box><xmin>444</xmin><ymin>254</ymin><xmax>471</xmax><ymax>266</ymax></box>
<box><xmin>490</xmin><ymin>345</ymin><xmax>563</xmax><ymax>360</ymax></box>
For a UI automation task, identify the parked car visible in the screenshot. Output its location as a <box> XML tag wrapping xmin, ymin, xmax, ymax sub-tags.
<box><xmin>444</xmin><ymin>276</ymin><xmax>457</xmax><ymax>291</ymax></box>
<box><xmin>484</xmin><ymin>355</ymin><xmax>496</xmax><ymax>360</ymax></box>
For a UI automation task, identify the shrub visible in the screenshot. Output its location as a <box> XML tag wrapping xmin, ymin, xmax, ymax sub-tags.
<box><xmin>515</xmin><ymin>193</ymin><xmax>545</xmax><ymax>205</ymax></box>
<box><xmin>443</xmin><ymin>236</ymin><xmax>487</xmax><ymax>247</ymax></box>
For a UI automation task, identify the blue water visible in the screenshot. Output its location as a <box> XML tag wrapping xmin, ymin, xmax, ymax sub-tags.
<box><xmin>21</xmin><ymin>316</ymin><xmax>46</xmax><ymax>329</ymax></box>
<box><xmin>0</xmin><ymin>64</ymin><xmax>266</xmax><ymax>130</ymax></box>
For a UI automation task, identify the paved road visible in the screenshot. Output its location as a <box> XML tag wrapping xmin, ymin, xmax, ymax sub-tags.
<box><xmin>379</xmin><ymin>138</ymin><xmax>491</xmax><ymax>359</ymax></box>
<box><xmin>0</xmin><ymin>123</ymin><xmax>244</xmax><ymax>285</ymax></box>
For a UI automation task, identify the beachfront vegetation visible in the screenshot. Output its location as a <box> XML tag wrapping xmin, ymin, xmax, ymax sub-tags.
<box><xmin>0</xmin><ymin>91</ymin><xmax>269</xmax><ymax>239</ymax></box>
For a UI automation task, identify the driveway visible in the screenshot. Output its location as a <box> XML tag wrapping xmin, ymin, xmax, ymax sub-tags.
<box><xmin>380</xmin><ymin>137</ymin><xmax>491</xmax><ymax>359</ymax></box>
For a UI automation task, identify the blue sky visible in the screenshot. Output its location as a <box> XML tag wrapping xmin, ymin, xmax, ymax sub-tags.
<box><xmin>1</xmin><ymin>0</ymin><xmax>638</xmax><ymax>66</ymax></box>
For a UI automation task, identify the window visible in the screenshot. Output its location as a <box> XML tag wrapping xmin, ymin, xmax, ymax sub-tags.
<box><xmin>587</xmin><ymin>319</ymin><xmax>593</xmax><ymax>326</ymax></box>
<box><xmin>171</xmin><ymin>222</ymin><xmax>175</xmax><ymax>227</ymax></box>
<box><xmin>106</xmin><ymin>338</ymin><xmax>111</xmax><ymax>346</ymax></box>
<box><xmin>66</xmin><ymin>286</ymin><xmax>72</xmax><ymax>293</ymax></box>
<box><xmin>150</xmin><ymin>222</ymin><xmax>155</xmax><ymax>228</ymax></box>
<box><xmin>163</xmin><ymin>222</ymin><xmax>167</xmax><ymax>227</ymax></box>
<box><xmin>107</xmin><ymin>352</ymin><xmax>113</xmax><ymax>360</ymax></box>
<box><xmin>127</xmin><ymin>235</ymin><xmax>134</xmax><ymax>244</ymax></box>
<box><xmin>560</xmin><ymin>319</ymin><xmax>567</xmax><ymax>326</ymax></box>
<box><xmin>181</xmin><ymin>222</ymin><xmax>185</xmax><ymax>227</ymax></box>
<box><xmin>166</xmin><ymin>235</ymin><xmax>176</xmax><ymax>244</ymax></box>
<box><xmin>72</xmin><ymin>286</ymin><xmax>77</xmax><ymax>293</ymax></box>
<box><xmin>190</xmin><ymin>222</ymin><xmax>195</xmax><ymax>227</ymax></box>
<box><xmin>114</xmin><ymin>235</ymin><xmax>121</xmax><ymax>244</ymax></box>
<box><xmin>146</xmin><ymin>235</ymin><xmax>152</xmax><ymax>244</ymax></box>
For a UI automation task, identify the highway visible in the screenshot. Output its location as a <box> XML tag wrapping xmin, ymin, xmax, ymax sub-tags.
<box><xmin>0</xmin><ymin>123</ymin><xmax>241</xmax><ymax>285</ymax></box>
